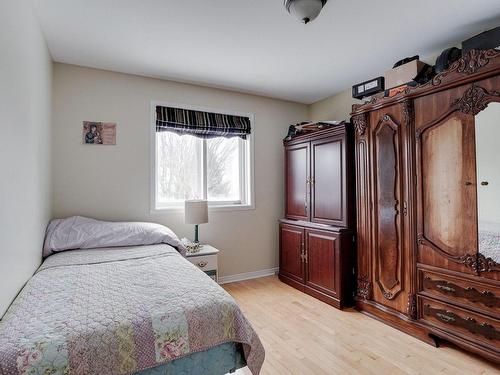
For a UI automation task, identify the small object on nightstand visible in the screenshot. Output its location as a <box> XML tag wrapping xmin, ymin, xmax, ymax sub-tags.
<box><xmin>185</xmin><ymin>245</ymin><xmax>219</xmax><ymax>282</ymax></box>
<box><xmin>181</xmin><ymin>237</ymin><xmax>203</xmax><ymax>254</ymax></box>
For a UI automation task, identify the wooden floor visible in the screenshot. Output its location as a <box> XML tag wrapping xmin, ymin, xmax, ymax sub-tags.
<box><xmin>223</xmin><ymin>276</ymin><xmax>500</xmax><ymax>375</ymax></box>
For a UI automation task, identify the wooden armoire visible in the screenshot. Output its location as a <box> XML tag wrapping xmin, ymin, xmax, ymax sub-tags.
<box><xmin>352</xmin><ymin>49</ymin><xmax>500</xmax><ymax>363</ymax></box>
<box><xmin>279</xmin><ymin>123</ymin><xmax>355</xmax><ymax>309</ymax></box>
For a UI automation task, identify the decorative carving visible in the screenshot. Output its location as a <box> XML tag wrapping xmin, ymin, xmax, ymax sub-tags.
<box><xmin>407</xmin><ymin>294</ymin><xmax>417</xmax><ymax>319</ymax></box>
<box><xmin>457</xmin><ymin>253</ymin><xmax>481</xmax><ymax>274</ymax></box>
<box><xmin>423</xmin><ymin>304</ymin><xmax>500</xmax><ymax>341</ymax></box>
<box><xmin>357</xmin><ymin>278</ymin><xmax>372</xmax><ymax>300</ymax></box>
<box><xmin>402</xmin><ymin>100</ymin><xmax>413</xmax><ymax>127</ymax></box>
<box><xmin>457</xmin><ymin>253</ymin><xmax>500</xmax><ymax>274</ymax></box>
<box><xmin>423</xmin><ymin>277</ymin><xmax>500</xmax><ymax>309</ymax></box>
<box><xmin>456</xmin><ymin>49</ymin><xmax>500</xmax><ymax>75</ymax></box>
<box><xmin>352</xmin><ymin>114</ymin><xmax>367</xmax><ymax>136</ymax></box>
<box><xmin>429</xmin><ymin>49</ymin><xmax>500</xmax><ymax>86</ymax></box>
<box><xmin>476</xmin><ymin>253</ymin><xmax>500</xmax><ymax>273</ymax></box>
<box><xmin>452</xmin><ymin>84</ymin><xmax>500</xmax><ymax>116</ymax></box>
<box><xmin>417</xmin><ymin>234</ymin><xmax>500</xmax><ymax>274</ymax></box>
<box><xmin>382</xmin><ymin>290</ymin><xmax>395</xmax><ymax>300</ymax></box>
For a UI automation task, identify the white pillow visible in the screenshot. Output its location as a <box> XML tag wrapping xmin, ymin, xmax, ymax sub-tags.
<box><xmin>43</xmin><ymin>216</ymin><xmax>186</xmax><ymax>257</ymax></box>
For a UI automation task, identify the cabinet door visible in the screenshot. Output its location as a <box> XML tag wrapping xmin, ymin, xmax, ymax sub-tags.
<box><xmin>305</xmin><ymin>229</ymin><xmax>338</xmax><ymax>297</ymax></box>
<box><xmin>415</xmin><ymin>86</ymin><xmax>478</xmax><ymax>275</ymax></box>
<box><xmin>310</xmin><ymin>136</ymin><xmax>345</xmax><ymax>226</ymax></box>
<box><xmin>285</xmin><ymin>143</ymin><xmax>310</xmax><ymax>220</ymax></box>
<box><xmin>279</xmin><ymin>224</ymin><xmax>305</xmax><ymax>283</ymax></box>
<box><xmin>370</xmin><ymin>109</ymin><xmax>408</xmax><ymax>312</ymax></box>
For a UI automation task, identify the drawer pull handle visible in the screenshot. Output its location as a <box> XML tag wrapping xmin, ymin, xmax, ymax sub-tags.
<box><xmin>424</xmin><ymin>277</ymin><xmax>500</xmax><ymax>308</ymax></box>
<box><xmin>437</xmin><ymin>284</ymin><xmax>456</xmax><ymax>293</ymax></box>
<box><xmin>424</xmin><ymin>304</ymin><xmax>500</xmax><ymax>341</ymax></box>
<box><xmin>197</xmin><ymin>261</ymin><xmax>208</xmax><ymax>268</ymax></box>
<box><xmin>436</xmin><ymin>313</ymin><xmax>456</xmax><ymax>323</ymax></box>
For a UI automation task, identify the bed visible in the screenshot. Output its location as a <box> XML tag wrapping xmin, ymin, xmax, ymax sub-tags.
<box><xmin>478</xmin><ymin>221</ymin><xmax>500</xmax><ymax>262</ymax></box>
<box><xmin>0</xmin><ymin>218</ymin><xmax>264</xmax><ymax>375</ymax></box>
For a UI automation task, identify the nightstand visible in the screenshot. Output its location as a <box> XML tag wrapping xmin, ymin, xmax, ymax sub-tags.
<box><xmin>185</xmin><ymin>245</ymin><xmax>219</xmax><ymax>282</ymax></box>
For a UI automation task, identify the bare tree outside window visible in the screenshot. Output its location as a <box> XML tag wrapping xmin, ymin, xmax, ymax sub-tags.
<box><xmin>156</xmin><ymin>132</ymin><xmax>243</xmax><ymax>205</ymax></box>
<box><xmin>207</xmin><ymin>137</ymin><xmax>239</xmax><ymax>201</ymax></box>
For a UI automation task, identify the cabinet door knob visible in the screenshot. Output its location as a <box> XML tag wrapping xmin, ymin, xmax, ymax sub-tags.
<box><xmin>481</xmin><ymin>181</ymin><xmax>489</xmax><ymax>186</ymax></box>
<box><xmin>197</xmin><ymin>261</ymin><xmax>208</xmax><ymax>268</ymax></box>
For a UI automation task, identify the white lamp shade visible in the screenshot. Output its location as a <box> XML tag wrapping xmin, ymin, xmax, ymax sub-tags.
<box><xmin>184</xmin><ymin>200</ymin><xmax>208</xmax><ymax>225</ymax></box>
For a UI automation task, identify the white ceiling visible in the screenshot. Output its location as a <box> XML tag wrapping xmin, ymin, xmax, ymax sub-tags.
<box><xmin>34</xmin><ymin>0</ymin><xmax>500</xmax><ymax>104</ymax></box>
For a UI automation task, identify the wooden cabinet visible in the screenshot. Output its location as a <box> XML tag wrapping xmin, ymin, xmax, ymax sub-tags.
<box><xmin>310</xmin><ymin>137</ymin><xmax>344</xmax><ymax>226</ymax></box>
<box><xmin>305</xmin><ymin>229</ymin><xmax>339</xmax><ymax>298</ymax></box>
<box><xmin>279</xmin><ymin>221</ymin><xmax>353</xmax><ymax>308</ymax></box>
<box><xmin>279</xmin><ymin>124</ymin><xmax>355</xmax><ymax>309</ymax></box>
<box><xmin>285</xmin><ymin>143</ymin><xmax>309</xmax><ymax>221</ymax></box>
<box><xmin>284</xmin><ymin>125</ymin><xmax>353</xmax><ymax>228</ymax></box>
<box><xmin>279</xmin><ymin>223</ymin><xmax>305</xmax><ymax>283</ymax></box>
<box><xmin>352</xmin><ymin>49</ymin><xmax>500</xmax><ymax>363</ymax></box>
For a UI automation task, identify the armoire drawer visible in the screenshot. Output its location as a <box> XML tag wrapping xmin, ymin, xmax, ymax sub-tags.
<box><xmin>420</xmin><ymin>270</ymin><xmax>500</xmax><ymax>318</ymax></box>
<box><xmin>419</xmin><ymin>296</ymin><xmax>500</xmax><ymax>349</ymax></box>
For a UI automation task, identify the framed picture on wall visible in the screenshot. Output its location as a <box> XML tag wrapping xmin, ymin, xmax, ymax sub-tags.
<box><xmin>83</xmin><ymin>121</ymin><xmax>116</xmax><ymax>145</ymax></box>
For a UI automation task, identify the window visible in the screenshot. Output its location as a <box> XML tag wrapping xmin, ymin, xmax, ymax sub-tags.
<box><xmin>152</xmin><ymin>104</ymin><xmax>254</xmax><ymax>211</ymax></box>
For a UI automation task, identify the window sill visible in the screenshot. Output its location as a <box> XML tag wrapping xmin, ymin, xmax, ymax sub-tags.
<box><xmin>151</xmin><ymin>203</ymin><xmax>255</xmax><ymax>214</ymax></box>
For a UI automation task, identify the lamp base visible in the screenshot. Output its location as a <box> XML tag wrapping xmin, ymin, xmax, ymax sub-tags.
<box><xmin>194</xmin><ymin>224</ymin><xmax>199</xmax><ymax>243</ymax></box>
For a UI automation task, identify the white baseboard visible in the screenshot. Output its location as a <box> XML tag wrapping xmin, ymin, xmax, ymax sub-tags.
<box><xmin>218</xmin><ymin>267</ymin><xmax>279</xmax><ymax>285</ymax></box>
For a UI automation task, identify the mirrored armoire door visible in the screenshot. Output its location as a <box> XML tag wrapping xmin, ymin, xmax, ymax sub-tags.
<box><xmin>416</xmin><ymin>82</ymin><xmax>500</xmax><ymax>278</ymax></box>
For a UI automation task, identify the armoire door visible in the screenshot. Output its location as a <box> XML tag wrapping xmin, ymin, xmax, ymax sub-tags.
<box><xmin>310</xmin><ymin>136</ymin><xmax>345</xmax><ymax>226</ymax></box>
<box><xmin>305</xmin><ymin>229</ymin><xmax>338</xmax><ymax>297</ymax></box>
<box><xmin>285</xmin><ymin>142</ymin><xmax>310</xmax><ymax>221</ymax></box>
<box><xmin>279</xmin><ymin>224</ymin><xmax>305</xmax><ymax>283</ymax></box>
<box><xmin>370</xmin><ymin>108</ymin><xmax>409</xmax><ymax>313</ymax></box>
<box><xmin>414</xmin><ymin>85</ymin><xmax>478</xmax><ymax>275</ymax></box>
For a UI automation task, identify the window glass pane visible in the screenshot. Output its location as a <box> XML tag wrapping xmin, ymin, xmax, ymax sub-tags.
<box><xmin>207</xmin><ymin>137</ymin><xmax>241</xmax><ymax>202</ymax></box>
<box><xmin>156</xmin><ymin>132</ymin><xmax>203</xmax><ymax>203</ymax></box>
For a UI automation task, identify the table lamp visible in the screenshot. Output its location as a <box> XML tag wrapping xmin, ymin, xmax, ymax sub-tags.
<box><xmin>184</xmin><ymin>200</ymin><xmax>208</xmax><ymax>243</ymax></box>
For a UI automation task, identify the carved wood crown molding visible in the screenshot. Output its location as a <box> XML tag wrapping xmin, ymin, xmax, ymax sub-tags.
<box><xmin>430</xmin><ymin>49</ymin><xmax>500</xmax><ymax>86</ymax></box>
<box><xmin>351</xmin><ymin>49</ymin><xmax>500</xmax><ymax>114</ymax></box>
<box><xmin>453</xmin><ymin>84</ymin><xmax>500</xmax><ymax>116</ymax></box>
<box><xmin>352</xmin><ymin>114</ymin><xmax>367</xmax><ymax>136</ymax></box>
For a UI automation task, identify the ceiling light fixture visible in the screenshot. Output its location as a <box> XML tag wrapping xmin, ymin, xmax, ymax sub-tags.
<box><xmin>284</xmin><ymin>0</ymin><xmax>328</xmax><ymax>24</ymax></box>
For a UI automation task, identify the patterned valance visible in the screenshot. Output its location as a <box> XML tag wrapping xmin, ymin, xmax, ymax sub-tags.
<box><xmin>156</xmin><ymin>106</ymin><xmax>251</xmax><ymax>139</ymax></box>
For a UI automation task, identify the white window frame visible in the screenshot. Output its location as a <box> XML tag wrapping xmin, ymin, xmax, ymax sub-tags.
<box><xmin>150</xmin><ymin>100</ymin><xmax>255</xmax><ymax>213</ymax></box>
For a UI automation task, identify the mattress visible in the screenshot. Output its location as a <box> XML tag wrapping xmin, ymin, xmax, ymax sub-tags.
<box><xmin>0</xmin><ymin>245</ymin><xmax>263</xmax><ymax>375</ymax></box>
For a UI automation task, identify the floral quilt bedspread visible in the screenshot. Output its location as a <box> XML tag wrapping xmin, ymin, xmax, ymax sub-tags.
<box><xmin>0</xmin><ymin>245</ymin><xmax>264</xmax><ymax>375</ymax></box>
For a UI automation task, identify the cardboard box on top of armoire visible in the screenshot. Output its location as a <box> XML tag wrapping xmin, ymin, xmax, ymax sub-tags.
<box><xmin>384</xmin><ymin>60</ymin><xmax>427</xmax><ymax>89</ymax></box>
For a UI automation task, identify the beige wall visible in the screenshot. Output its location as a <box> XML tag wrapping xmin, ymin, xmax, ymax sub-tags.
<box><xmin>52</xmin><ymin>63</ymin><xmax>308</xmax><ymax>278</ymax></box>
<box><xmin>309</xmin><ymin>89</ymin><xmax>361</xmax><ymax>122</ymax></box>
<box><xmin>0</xmin><ymin>1</ymin><xmax>53</xmax><ymax>316</ymax></box>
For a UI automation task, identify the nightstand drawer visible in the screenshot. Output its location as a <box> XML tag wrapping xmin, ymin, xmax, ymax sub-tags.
<box><xmin>188</xmin><ymin>254</ymin><xmax>217</xmax><ymax>271</ymax></box>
